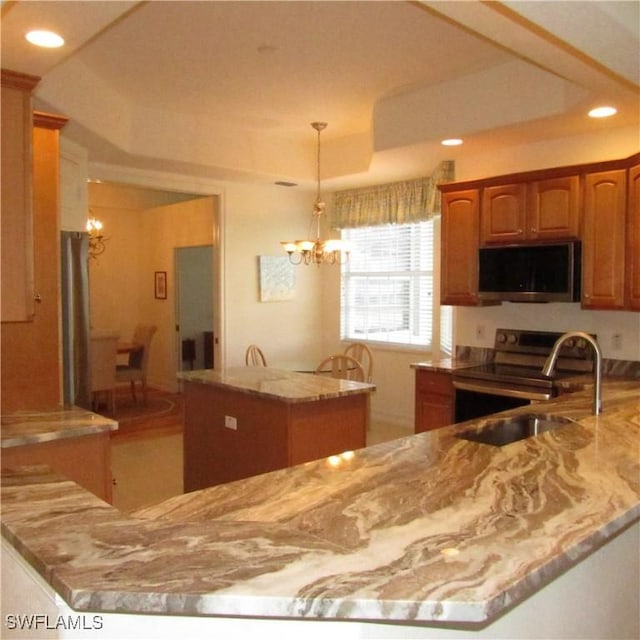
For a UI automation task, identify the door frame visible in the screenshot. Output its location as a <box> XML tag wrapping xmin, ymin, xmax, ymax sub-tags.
<box><xmin>86</xmin><ymin>164</ymin><xmax>225</xmax><ymax>370</ymax></box>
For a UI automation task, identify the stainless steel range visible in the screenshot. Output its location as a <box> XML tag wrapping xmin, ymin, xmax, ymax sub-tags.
<box><xmin>453</xmin><ymin>328</ymin><xmax>595</xmax><ymax>423</ymax></box>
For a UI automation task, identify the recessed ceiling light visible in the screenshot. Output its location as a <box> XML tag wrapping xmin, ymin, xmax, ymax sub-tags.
<box><xmin>25</xmin><ymin>30</ymin><xmax>65</xmax><ymax>48</ymax></box>
<box><xmin>588</xmin><ymin>106</ymin><xmax>617</xmax><ymax>118</ymax></box>
<box><xmin>441</xmin><ymin>138</ymin><xmax>463</xmax><ymax>146</ymax></box>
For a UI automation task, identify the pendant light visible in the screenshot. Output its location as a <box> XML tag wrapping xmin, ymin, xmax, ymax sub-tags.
<box><xmin>281</xmin><ymin>122</ymin><xmax>349</xmax><ymax>265</ymax></box>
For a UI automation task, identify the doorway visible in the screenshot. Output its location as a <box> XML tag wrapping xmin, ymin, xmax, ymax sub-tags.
<box><xmin>175</xmin><ymin>245</ymin><xmax>214</xmax><ymax>372</ymax></box>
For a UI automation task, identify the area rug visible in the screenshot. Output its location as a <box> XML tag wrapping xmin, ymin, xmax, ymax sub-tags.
<box><xmin>109</xmin><ymin>389</ymin><xmax>184</xmax><ymax>438</ymax></box>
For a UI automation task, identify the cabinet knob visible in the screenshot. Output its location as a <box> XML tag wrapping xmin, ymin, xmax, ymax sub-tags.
<box><xmin>531</xmin><ymin>228</ymin><xmax>537</xmax><ymax>233</ymax></box>
<box><xmin>34</xmin><ymin>293</ymin><xmax>42</xmax><ymax>303</ymax></box>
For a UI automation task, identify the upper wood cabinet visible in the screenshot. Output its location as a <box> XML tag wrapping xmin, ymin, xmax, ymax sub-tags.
<box><xmin>1</xmin><ymin>69</ymin><xmax>40</xmax><ymax>322</ymax></box>
<box><xmin>626</xmin><ymin>163</ymin><xmax>640</xmax><ymax>310</ymax></box>
<box><xmin>481</xmin><ymin>176</ymin><xmax>580</xmax><ymax>245</ymax></box>
<box><xmin>582</xmin><ymin>169</ymin><xmax>627</xmax><ymax>310</ymax></box>
<box><xmin>441</xmin><ymin>189</ymin><xmax>481</xmax><ymax>305</ymax></box>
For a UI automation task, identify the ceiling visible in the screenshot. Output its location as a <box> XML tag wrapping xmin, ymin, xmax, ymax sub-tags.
<box><xmin>2</xmin><ymin>1</ymin><xmax>639</xmax><ymax>189</ymax></box>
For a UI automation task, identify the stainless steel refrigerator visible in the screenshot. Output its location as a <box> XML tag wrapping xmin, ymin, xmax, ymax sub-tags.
<box><xmin>60</xmin><ymin>231</ymin><xmax>91</xmax><ymax>408</ymax></box>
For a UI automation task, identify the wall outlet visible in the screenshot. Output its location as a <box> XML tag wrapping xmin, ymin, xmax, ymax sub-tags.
<box><xmin>612</xmin><ymin>333</ymin><xmax>623</xmax><ymax>351</ymax></box>
<box><xmin>224</xmin><ymin>415</ymin><xmax>237</xmax><ymax>430</ymax></box>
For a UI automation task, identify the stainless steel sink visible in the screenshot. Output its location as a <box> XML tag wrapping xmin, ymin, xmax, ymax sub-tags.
<box><xmin>455</xmin><ymin>413</ymin><xmax>577</xmax><ymax>447</ymax></box>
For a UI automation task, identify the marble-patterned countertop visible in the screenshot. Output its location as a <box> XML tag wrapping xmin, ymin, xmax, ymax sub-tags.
<box><xmin>1</xmin><ymin>380</ymin><xmax>638</xmax><ymax>625</ymax></box>
<box><xmin>410</xmin><ymin>357</ymin><xmax>485</xmax><ymax>373</ymax></box>
<box><xmin>177</xmin><ymin>366</ymin><xmax>376</xmax><ymax>402</ymax></box>
<box><xmin>1</xmin><ymin>406</ymin><xmax>118</xmax><ymax>448</ymax></box>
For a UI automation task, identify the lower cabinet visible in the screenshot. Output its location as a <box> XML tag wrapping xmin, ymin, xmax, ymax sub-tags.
<box><xmin>1</xmin><ymin>433</ymin><xmax>113</xmax><ymax>503</ymax></box>
<box><xmin>414</xmin><ymin>369</ymin><xmax>455</xmax><ymax>433</ymax></box>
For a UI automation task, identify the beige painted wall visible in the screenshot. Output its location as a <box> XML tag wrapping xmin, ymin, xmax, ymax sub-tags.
<box><xmin>88</xmin><ymin>180</ymin><xmax>326</xmax><ymax>391</ymax></box>
<box><xmin>88</xmin><ymin>188</ymin><xmax>215</xmax><ymax>391</ymax></box>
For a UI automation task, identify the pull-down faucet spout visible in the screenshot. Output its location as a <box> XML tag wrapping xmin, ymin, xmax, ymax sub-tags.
<box><xmin>542</xmin><ymin>331</ymin><xmax>603</xmax><ymax>415</ymax></box>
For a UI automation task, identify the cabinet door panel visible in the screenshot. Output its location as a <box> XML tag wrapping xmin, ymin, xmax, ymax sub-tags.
<box><xmin>529</xmin><ymin>175</ymin><xmax>580</xmax><ymax>240</ymax></box>
<box><xmin>1</xmin><ymin>72</ymin><xmax>37</xmax><ymax>322</ymax></box>
<box><xmin>414</xmin><ymin>370</ymin><xmax>454</xmax><ymax>433</ymax></box>
<box><xmin>481</xmin><ymin>183</ymin><xmax>527</xmax><ymax>244</ymax></box>
<box><xmin>441</xmin><ymin>190</ymin><xmax>480</xmax><ymax>305</ymax></box>
<box><xmin>582</xmin><ymin>170</ymin><xmax>626</xmax><ymax>309</ymax></box>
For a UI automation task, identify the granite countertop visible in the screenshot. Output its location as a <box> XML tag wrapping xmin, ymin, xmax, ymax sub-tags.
<box><xmin>177</xmin><ymin>366</ymin><xmax>376</xmax><ymax>402</ymax></box>
<box><xmin>410</xmin><ymin>357</ymin><xmax>485</xmax><ymax>373</ymax></box>
<box><xmin>1</xmin><ymin>406</ymin><xmax>118</xmax><ymax>448</ymax></box>
<box><xmin>1</xmin><ymin>380</ymin><xmax>638</xmax><ymax>625</ymax></box>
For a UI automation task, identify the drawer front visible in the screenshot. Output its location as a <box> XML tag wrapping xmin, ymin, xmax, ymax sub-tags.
<box><xmin>416</xmin><ymin>370</ymin><xmax>453</xmax><ymax>396</ymax></box>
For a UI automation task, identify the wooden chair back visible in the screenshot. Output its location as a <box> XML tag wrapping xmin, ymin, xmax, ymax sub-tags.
<box><xmin>245</xmin><ymin>344</ymin><xmax>267</xmax><ymax>366</ymax></box>
<box><xmin>344</xmin><ymin>342</ymin><xmax>373</xmax><ymax>382</ymax></box>
<box><xmin>315</xmin><ymin>354</ymin><xmax>365</xmax><ymax>382</ymax></box>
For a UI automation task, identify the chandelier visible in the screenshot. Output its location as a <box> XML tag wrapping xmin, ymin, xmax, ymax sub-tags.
<box><xmin>281</xmin><ymin>122</ymin><xmax>350</xmax><ymax>265</ymax></box>
<box><xmin>86</xmin><ymin>215</ymin><xmax>107</xmax><ymax>259</ymax></box>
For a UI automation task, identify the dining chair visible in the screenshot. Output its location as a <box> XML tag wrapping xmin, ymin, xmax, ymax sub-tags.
<box><xmin>115</xmin><ymin>324</ymin><xmax>157</xmax><ymax>404</ymax></box>
<box><xmin>344</xmin><ymin>342</ymin><xmax>373</xmax><ymax>382</ymax></box>
<box><xmin>89</xmin><ymin>334</ymin><xmax>119</xmax><ymax>414</ymax></box>
<box><xmin>315</xmin><ymin>354</ymin><xmax>365</xmax><ymax>382</ymax></box>
<box><xmin>245</xmin><ymin>344</ymin><xmax>267</xmax><ymax>366</ymax></box>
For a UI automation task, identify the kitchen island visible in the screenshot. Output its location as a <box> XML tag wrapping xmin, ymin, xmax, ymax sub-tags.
<box><xmin>1</xmin><ymin>379</ymin><xmax>638</xmax><ymax>639</ymax></box>
<box><xmin>178</xmin><ymin>366</ymin><xmax>375</xmax><ymax>490</ymax></box>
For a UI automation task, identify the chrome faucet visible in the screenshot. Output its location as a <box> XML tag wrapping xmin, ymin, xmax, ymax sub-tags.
<box><xmin>542</xmin><ymin>331</ymin><xmax>603</xmax><ymax>415</ymax></box>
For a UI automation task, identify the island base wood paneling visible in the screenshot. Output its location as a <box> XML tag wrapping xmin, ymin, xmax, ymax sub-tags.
<box><xmin>183</xmin><ymin>381</ymin><xmax>368</xmax><ymax>492</ymax></box>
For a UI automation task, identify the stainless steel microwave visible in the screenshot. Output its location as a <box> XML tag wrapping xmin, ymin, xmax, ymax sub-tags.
<box><xmin>478</xmin><ymin>241</ymin><xmax>581</xmax><ymax>303</ymax></box>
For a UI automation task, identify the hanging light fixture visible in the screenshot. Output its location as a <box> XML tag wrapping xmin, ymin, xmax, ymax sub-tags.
<box><xmin>281</xmin><ymin>122</ymin><xmax>350</xmax><ymax>265</ymax></box>
<box><xmin>86</xmin><ymin>214</ymin><xmax>107</xmax><ymax>259</ymax></box>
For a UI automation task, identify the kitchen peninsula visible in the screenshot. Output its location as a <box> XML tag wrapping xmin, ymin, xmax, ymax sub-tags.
<box><xmin>178</xmin><ymin>366</ymin><xmax>375</xmax><ymax>491</ymax></box>
<box><xmin>0</xmin><ymin>406</ymin><xmax>117</xmax><ymax>502</ymax></box>
<box><xmin>1</xmin><ymin>379</ymin><xmax>638</xmax><ymax>639</ymax></box>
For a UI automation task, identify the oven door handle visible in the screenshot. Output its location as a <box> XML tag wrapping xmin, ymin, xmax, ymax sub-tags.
<box><xmin>452</xmin><ymin>380</ymin><xmax>552</xmax><ymax>402</ymax></box>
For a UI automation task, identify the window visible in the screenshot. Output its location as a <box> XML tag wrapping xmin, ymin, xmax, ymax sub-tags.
<box><xmin>341</xmin><ymin>220</ymin><xmax>449</xmax><ymax>350</ymax></box>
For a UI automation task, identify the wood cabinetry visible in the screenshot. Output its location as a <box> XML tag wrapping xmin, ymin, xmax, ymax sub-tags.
<box><xmin>440</xmin><ymin>154</ymin><xmax>638</xmax><ymax>310</ymax></box>
<box><xmin>1</xmin><ymin>111</ymin><xmax>68</xmax><ymax>411</ymax></box>
<box><xmin>1</xmin><ymin>432</ymin><xmax>113</xmax><ymax>503</ymax></box>
<box><xmin>582</xmin><ymin>169</ymin><xmax>627</xmax><ymax>310</ymax></box>
<box><xmin>441</xmin><ymin>189</ymin><xmax>481</xmax><ymax>305</ymax></box>
<box><xmin>627</xmin><ymin>163</ymin><xmax>640</xmax><ymax>310</ymax></box>
<box><xmin>481</xmin><ymin>176</ymin><xmax>580</xmax><ymax>244</ymax></box>
<box><xmin>414</xmin><ymin>369</ymin><xmax>454</xmax><ymax>433</ymax></box>
<box><xmin>1</xmin><ymin>70</ymin><xmax>40</xmax><ymax>322</ymax></box>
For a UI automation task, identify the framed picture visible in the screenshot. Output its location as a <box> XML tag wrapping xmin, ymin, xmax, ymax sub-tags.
<box><xmin>154</xmin><ymin>271</ymin><xmax>167</xmax><ymax>299</ymax></box>
<box><xmin>258</xmin><ymin>256</ymin><xmax>295</xmax><ymax>302</ymax></box>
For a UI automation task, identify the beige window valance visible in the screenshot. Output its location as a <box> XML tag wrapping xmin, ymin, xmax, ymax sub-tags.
<box><xmin>331</xmin><ymin>160</ymin><xmax>455</xmax><ymax>229</ymax></box>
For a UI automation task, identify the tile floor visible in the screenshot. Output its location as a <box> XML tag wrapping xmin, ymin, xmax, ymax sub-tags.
<box><xmin>111</xmin><ymin>419</ymin><xmax>413</xmax><ymax>512</ymax></box>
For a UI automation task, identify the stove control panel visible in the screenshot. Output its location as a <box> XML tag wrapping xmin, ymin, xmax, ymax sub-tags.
<box><xmin>494</xmin><ymin>329</ymin><xmax>596</xmax><ymax>361</ymax></box>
